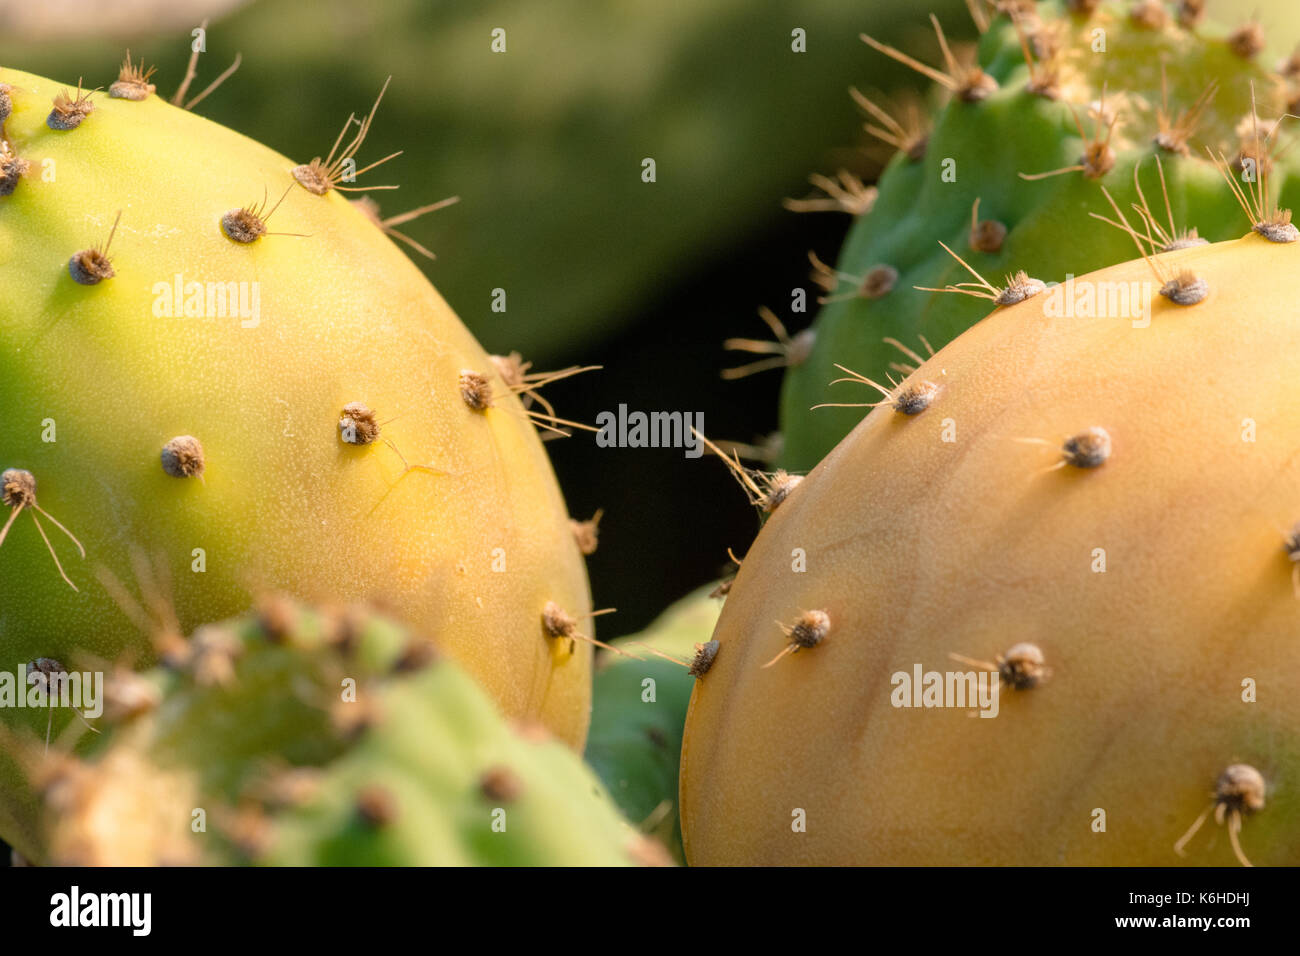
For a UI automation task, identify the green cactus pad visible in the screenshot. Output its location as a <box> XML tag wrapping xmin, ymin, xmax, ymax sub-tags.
<box><xmin>778</xmin><ymin>1</ymin><xmax>1300</xmax><ymax>470</ymax></box>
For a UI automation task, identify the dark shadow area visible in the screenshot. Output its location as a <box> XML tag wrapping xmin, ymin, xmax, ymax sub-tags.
<box><xmin>541</xmin><ymin>195</ymin><xmax>851</xmax><ymax>637</ymax></box>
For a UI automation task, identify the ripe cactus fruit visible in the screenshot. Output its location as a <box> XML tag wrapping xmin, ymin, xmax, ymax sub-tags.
<box><xmin>777</xmin><ymin>1</ymin><xmax>1300</xmax><ymax>470</ymax></box>
<box><xmin>0</xmin><ymin>602</ymin><xmax>659</xmax><ymax>866</ymax></box>
<box><xmin>681</xmin><ymin>238</ymin><xmax>1300</xmax><ymax>865</ymax></box>
<box><xmin>0</xmin><ymin>61</ymin><xmax>595</xmax><ymax>791</ymax></box>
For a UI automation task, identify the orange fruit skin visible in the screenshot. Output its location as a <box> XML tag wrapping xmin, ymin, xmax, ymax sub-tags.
<box><xmin>681</xmin><ymin>238</ymin><xmax>1300</xmax><ymax>865</ymax></box>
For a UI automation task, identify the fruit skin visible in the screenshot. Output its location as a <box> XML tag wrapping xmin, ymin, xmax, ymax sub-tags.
<box><xmin>586</xmin><ymin>585</ymin><xmax>722</xmax><ymax>863</ymax></box>
<box><xmin>0</xmin><ymin>602</ymin><xmax>656</xmax><ymax>866</ymax></box>
<box><xmin>682</xmin><ymin>238</ymin><xmax>1300</xmax><ymax>865</ymax></box>
<box><xmin>0</xmin><ymin>65</ymin><xmax>592</xmax><ymax>792</ymax></box>
<box><xmin>778</xmin><ymin>1</ymin><xmax>1300</xmax><ymax>471</ymax></box>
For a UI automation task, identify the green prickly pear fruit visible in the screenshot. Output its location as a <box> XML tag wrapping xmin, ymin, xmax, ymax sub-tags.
<box><xmin>773</xmin><ymin>0</ymin><xmax>1300</xmax><ymax>470</ymax></box>
<box><xmin>0</xmin><ymin>600</ymin><xmax>665</xmax><ymax>866</ymax></box>
<box><xmin>0</xmin><ymin>62</ymin><xmax>597</xmax><ymax>841</ymax></box>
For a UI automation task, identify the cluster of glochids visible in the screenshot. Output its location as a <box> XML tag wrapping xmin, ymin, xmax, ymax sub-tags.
<box><xmin>630</xmin><ymin>636</ymin><xmax>722</xmax><ymax>680</ymax></box>
<box><xmin>2</xmin><ymin>600</ymin><xmax>667</xmax><ymax>866</ymax></box>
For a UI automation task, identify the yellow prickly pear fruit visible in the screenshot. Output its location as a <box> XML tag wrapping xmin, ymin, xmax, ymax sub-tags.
<box><xmin>0</xmin><ymin>65</ymin><xmax>595</xmax><ymax>766</ymax></box>
<box><xmin>681</xmin><ymin>236</ymin><xmax>1300</xmax><ymax>865</ymax></box>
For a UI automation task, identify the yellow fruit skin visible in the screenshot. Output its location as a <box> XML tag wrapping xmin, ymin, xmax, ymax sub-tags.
<box><xmin>681</xmin><ymin>237</ymin><xmax>1300</xmax><ymax>865</ymax></box>
<box><xmin>0</xmin><ymin>69</ymin><xmax>592</xmax><ymax>756</ymax></box>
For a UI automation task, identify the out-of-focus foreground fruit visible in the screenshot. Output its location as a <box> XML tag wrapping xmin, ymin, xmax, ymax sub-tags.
<box><xmin>1</xmin><ymin>602</ymin><xmax>664</xmax><ymax>865</ymax></box>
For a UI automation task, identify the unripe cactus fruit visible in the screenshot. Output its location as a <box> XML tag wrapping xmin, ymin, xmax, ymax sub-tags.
<box><xmin>0</xmin><ymin>63</ymin><xmax>594</xmax><ymax>786</ymax></box>
<box><xmin>776</xmin><ymin>1</ymin><xmax>1300</xmax><ymax>470</ymax></box>
<box><xmin>682</xmin><ymin>238</ymin><xmax>1300</xmax><ymax>865</ymax></box>
<box><xmin>0</xmin><ymin>603</ymin><xmax>658</xmax><ymax>866</ymax></box>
